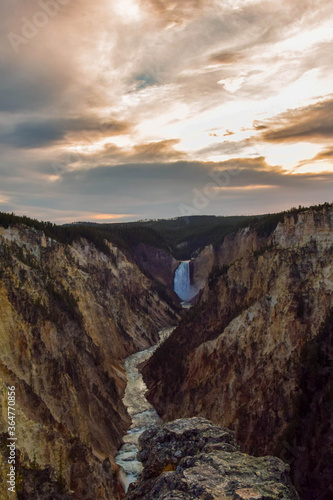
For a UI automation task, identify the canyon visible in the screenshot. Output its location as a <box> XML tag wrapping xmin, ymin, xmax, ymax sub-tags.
<box><xmin>143</xmin><ymin>205</ymin><xmax>333</xmax><ymax>500</ymax></box>
<box><xmin>0</xmin><ymin>204</ymin><xmax>331</xmax><ymax>499</ymax></box>
<box><xmin>0</xmin><ymin>222</ymin><xmax>179</xmax><ymax>499</ymax></box>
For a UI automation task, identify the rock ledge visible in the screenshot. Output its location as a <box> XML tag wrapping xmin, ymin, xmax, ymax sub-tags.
<box><xmin>126</xmin><ymin>417</ymin><xmax>299</xmax><ymax>499</ymax></box>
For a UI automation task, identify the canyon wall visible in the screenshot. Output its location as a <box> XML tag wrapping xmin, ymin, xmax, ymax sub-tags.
<box><xmin>190</xmin><ymin>224</ymin><xmax>268</xmax><ymax>295</ymax></box>
<box><xmin>143</xmin><ymin>206</ymin><xmax>333</xmax><ymax>500</ymax></box>
<box><xmin>190</xmin><ymin>245</ymin><xmax>215</xmax><ymax>292</ymax></box>
<box><xmin>133</xmin><ymin>243</ymin><xmax>179</xmax><ymax>289</ymax></box>
<box><xmin>0</xmin><ymin>224</ymin><xmax>179</xmax><ymax>499</ymax></box>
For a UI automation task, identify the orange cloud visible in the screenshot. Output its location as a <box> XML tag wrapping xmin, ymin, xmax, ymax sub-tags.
<box><xmin>258</xmin><ymin>97</ymin><xmax>333</xmax><ymax>143</ymax></box>
<box><xmin>90</xmin><ymin>213</ymin><xmax>136</xmax><ymax>220</ymax></box>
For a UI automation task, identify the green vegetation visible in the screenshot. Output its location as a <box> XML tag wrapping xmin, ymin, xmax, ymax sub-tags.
<box><xmin>1</xmin><ymin>202</ymin><xmax>332</xmax><ymax>261</ymax></box>
<box><xmin>103</xmin><ymin>202</ymin><xmax>332</xmax><ymax>259</ymax></box>
<box><xmin>0</xmin><ymin>211</ymin><xmax>169</xmax><ymax>260</ymax></box>
<box><xmin>106</xmin><ymin>215</ymin><xmax>254</xmax><ymax>259</ymax></box>
<box><xmin>246</xmin><ymin>202</ymin><xmax>332</xmax><ymax>238</ymax></box>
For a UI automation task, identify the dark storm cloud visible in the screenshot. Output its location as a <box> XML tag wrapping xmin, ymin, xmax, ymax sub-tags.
<box><xmin>60</xmin><ymin>162</ymin><xmax>205</xmax><ymax>197</ymax></box>
<box><xmin>57</xmin><ymin>157</ymin><xmax>330</xmax><ymax>197</ymax></box>
<box><xmin>0</xmin><ymin>121</ymin><xmax>65</xmax><ymax>149</ymax></box>
<box><xmin>0</xmin><ymin>117</ymin><xmax>132</xmax><ymax>149</ymax></box>
<box><xmin>0</xmin><ymin>70</ymin><xmax>54</xmax><ymax>113</ymax></box>
<box><xmin>1</xmin><ymin>155</ymin><xmax>333</xmax><ymax>222</ymax></box>
<box><xmin>259</xmin><ymin>98</ymin><xmax>333</xmax><ymax>143</ymax></box>
<box><xmin>46</xmin><ymin>158</ymin><xmax>333</xmax><ymax>220</ymax></box>
<box><xmin>0</xmin><ymin>45</ymin><xmax>72</xmax><ymax>113</ymax></box>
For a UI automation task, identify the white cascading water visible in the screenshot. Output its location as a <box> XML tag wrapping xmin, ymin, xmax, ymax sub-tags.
<box><xmin>174</xmin><ymin>261</ymin><xmax>196</xmax><ymax>302</ymax></box>
<box><xmin>115</xmin><ymin>328</ymin><xmax>174</xmax><ymax>492</ymax></box>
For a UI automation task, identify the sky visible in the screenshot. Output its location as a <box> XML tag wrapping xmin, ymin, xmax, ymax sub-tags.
<box><xmin>0</xmin><ymin>0</ymin><xmax>333</xmax><ymax>223</ymax></box>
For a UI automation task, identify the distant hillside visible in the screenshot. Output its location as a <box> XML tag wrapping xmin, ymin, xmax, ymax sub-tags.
<box><xmin>0</xmin><ymin>212</ymin><xmax>170</xmax><ymax>258</ymax></box>
<box><xmin>1</xmin><ymin>203</ymin><xmax>331</xmax><ymax>261</ymax></box>
<box><xmin>109</xmin><ymin>215</ymin><xmax>253</xmax><ymax>259</ymax></box>
<box><xmin>95</xmin><ymin>204</ymin><xmax>331</xmax><ymax>259</ymax></box>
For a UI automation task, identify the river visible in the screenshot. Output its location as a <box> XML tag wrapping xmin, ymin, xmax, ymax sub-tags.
<box><xmin>115</xmin><ymin>327</ymin><xmax>175</xmax><ymax>492</ymax></box>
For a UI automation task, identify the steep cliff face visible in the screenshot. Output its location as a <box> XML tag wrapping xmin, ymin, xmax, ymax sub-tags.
<box><xmin>143</xmin><ymin>206</ymin><xmax>333</xmax><ymax>500</ymax></box>
<box><xmin>0</xmin><ymin>224</ymin><xmax>179</xmax><ymax>499</ymax></box>
<box><xmin>190</xmin><ymin>223</ymin><xmax>268</xmax><ymax>296</ymax></box>
<box><xmin>216</xmin><ymin>225</ymin><xmax>269</xmax><ymax>266</ymax></box>
<box><xmin>126</xmin><ymin>417</ymin><xmax>299</xmax><ymax>500</ymax></box>
<box><xmin>191</xmin><ymin>245</ymin><xmax>215</xmax><ymax>292</ymax></box>
<box><xmin>133</xmin><ymin>243</ymin><xmax>179</xmax><ymax>289</ymax></box>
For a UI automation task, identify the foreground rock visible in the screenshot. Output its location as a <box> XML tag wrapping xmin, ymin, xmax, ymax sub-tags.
<box><xmin>126</xmin><ymin>418</ymin><xmax>299</xmax><ymax>500</ymax></box>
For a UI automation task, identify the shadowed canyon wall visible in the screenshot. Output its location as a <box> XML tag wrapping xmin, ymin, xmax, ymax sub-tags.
<box><xmin>143</xmin><ymin>206</ymin><xmax>333</xmax><ymax>500</ymax></box>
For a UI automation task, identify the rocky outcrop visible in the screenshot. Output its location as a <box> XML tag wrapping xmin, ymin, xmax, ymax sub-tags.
<box><xmin>191</xmin><ymin>245</ymin><xmax>215</xmax><ymax>292</ymax></box>
<box><xmin>142</xmin><ymin>205</ymin><xmax>333</xmax><ymax>500</ymax></box>
<box><xmin>133</xmin><ymin>243</ymin><xmax>179</xmax><ymax>289</ymax></box>
<box><xmin>216</xmin><ymin>226</ymin><xmax>269</xmax><ymax>267</ymax></box>
<box><xmin>0</xmin><ymin>224</ymin><xmax>179</xmax><ymax>499</ymax></box>
<box><xmin>126</xmin><ymin>417</ymin><xmax>299</xmax><ymax>500</ymax></box>
<box><xmin>189</xmin><ymin>223</ymin><xmax>268</xmax><ymax>297</ymax></box>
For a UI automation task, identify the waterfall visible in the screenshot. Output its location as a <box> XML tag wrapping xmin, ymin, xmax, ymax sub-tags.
<box><xmin>174</xmin><ymin>261</ymin><xmax>197</xmax><ymax>302</ymax></box>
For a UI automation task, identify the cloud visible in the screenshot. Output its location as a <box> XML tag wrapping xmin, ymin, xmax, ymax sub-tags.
<box><xmin>291</xmin><ymin>146</ymin><xmax>333</xmax><ymax>174</ymax></box>
<box><xmin>0</xmin><ymin>117</ymin><xmax>132</xmax><ymax>149</ymax></box>
<box><xmin>0</xmin><ymin>0</ymin><xmax>333</xmax><ymax>222</ymax></box>
<box><xmin>3</xmin><ymin>155</ymin><xmax>332</xmax><ymax>221</ymax></box>
<box><xmin>197</xmin><ymin>139</ymin><xmax>255</xmax><ymax>157</ymax></box>
<box><xmin>313</xmin><ymin>148</ymin><xmax>333</xmax><ymax>160</ymax></box>
<box><xmin>50</xmin><ymin>139</ymin><xmax>187</xmax><ymax>171</ymax></box>
<box><xmin>128</xmin><ymin>139</ymin><xmax>186</xmax><ymax>162</ymax></box>
<box><xmin>49</xmin><ymin>159</ymin><xmax>333</xmax><ymax>220</ymax></box>
<box><xmin>258</xmin><ymin>97</ymin><xmax>333</xmax><ymax>143</ymax></box>
<box><xmin>209</xmin><ymin>50</ymin><xmax>244</xmax><ymax>65</ymax></box>
<box><xmin>101</xmin><ymin>139</ymin><xmax>186</xmax><ymax>163</ymax></box>
<box><xmin>140</xmin><ymin>0</ymin><xmax>213</xmax><ymax>26</ymax></box>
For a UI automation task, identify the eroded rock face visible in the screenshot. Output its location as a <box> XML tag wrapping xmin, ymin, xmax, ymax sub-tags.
<box><xmin>134</xmin><ymin>243</ymin><xmax>179</xmax><ymax>288</ymax></box>
<box><xmin>0</xmin><ymin>224</ymin><xmax>179</xmax><ymax>499</ymax></box>
<box><xmin>142</xmin><ymin>206</ymin><xmax>333</xmax><ymax>500</ymax></box>
<box><xmin>217</xmin><ymin>226</ymin><xmax>269</xmax><ymax>267</ymax></box>
<box><xmin>126</xmin><ymin>418</ymin><xmax>299</xmax><ymax>500</ymax></box>
<box><xmin>191</xmin><ymin>245</ymin><xmax>215</xmax><ymax>292</ymax></box>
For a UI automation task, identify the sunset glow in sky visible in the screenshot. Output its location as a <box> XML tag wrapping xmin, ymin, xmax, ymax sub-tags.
<box><xmin>0</xmin><ymin>0</ymin><xmax>333</xmax><ymax>222</ymax></box>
